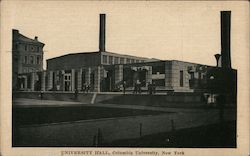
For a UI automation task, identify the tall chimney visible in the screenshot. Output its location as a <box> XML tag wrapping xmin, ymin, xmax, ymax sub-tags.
<box><xmin>99</xmin><ymin>14</ymin><xmax>106</xmax><ymax>52</ymax></box>
<box><xmin>221</xmin><ymin>11</ymin><xmax>231</xmax><ymax>68</ymax></box>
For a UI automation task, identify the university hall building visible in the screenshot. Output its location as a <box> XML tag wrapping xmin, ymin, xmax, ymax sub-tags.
<box><xmin>12</xmin><ymin>12</ymin><xmax>236</xmax><ymax>95</ymax></box>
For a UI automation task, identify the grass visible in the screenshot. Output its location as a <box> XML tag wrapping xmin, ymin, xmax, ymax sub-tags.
<box><xmin>104</xmin><ymin>121</ymin><xmax>236</xmax><ymax>148</ymax></box>
<box><xmin>13</xmin><ymin>105</ymin><xmax>166</xmax><ymax>126</ymax></box>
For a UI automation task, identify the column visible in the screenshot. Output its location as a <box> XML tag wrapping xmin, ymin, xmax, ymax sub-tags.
<box><xmin>85</xmin><ymin>67</ymin><xmax>91</xmax><ymax>85</ymax></box>
<box><xmin>115</xmin><ymin>65</ymin><xmax>123</xmax><ymax>84</ymax></box>
<box><xmin>165</xmin><ymin>61</ymin><xmax>173</xmax><ymax>88</ymax></box>
<box><xmin>61</xmin><ymin>70</ymin><xmax>65</xmax><ymax>91</ymax></box>
<box><xmin>41</xmin><ymin>71</ymin><xmax>46</xmax><ymax>91</ymax></box>
<box><xmin>146</xmin><ymin>66</ymin><xmax>152</xmax><ymax>86</ymax></box>
<box><xmin>77</xmin><ymin>69</ymin><xmax>82</xmax><ymax>91</ymax></box>
<box><xmin>94</xmin><ymin>66</ymin><xmax>101</xmax><ymax>92</ymax></box>
<box><xmin>30</xmin><ymin>72</ymin><xmax>35</xmax><ymax>91</ymax></box>
<box><xmin>71</xmin><ymin>69</ymin><xmax>75</xmax><ymax>91</ymax></box>
<box><xmin>46</xmin><ymin>71</ymin><xmax>53</xmax><ymax>91</ymax></box>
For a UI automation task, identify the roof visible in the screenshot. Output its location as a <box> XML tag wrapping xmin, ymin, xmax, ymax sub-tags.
<box><xmin>19</xmin><ymin>34</ymin><xmax>44</xmax><ymax>45</ymax></box>
<box><xmin>14</xmin><ymin>30</ymin><xmax>45</xmax><ymax>45</ymax></box>
<box><xmin>47</xmin><ymin>51</ymin><xmax>158</xmax><ymax>62</ymax></box>
<box><xmin>46</xmin><ymin>51</ymin><xmax>100</xmax><ymax>61</ymax></box>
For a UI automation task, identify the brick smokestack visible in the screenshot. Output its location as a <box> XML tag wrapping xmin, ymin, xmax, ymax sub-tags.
<box><xmin>221</xmin><ymin>11</ymin><xmax>231</xmax><ymax>68</ymax></box>
<box><xmin>99</xmin><ymin>14</ymin><xmax>106</xmax><ymax>52</ymax></box>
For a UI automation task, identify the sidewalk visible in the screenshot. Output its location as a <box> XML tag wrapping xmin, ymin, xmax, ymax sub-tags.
<box><xmin>13</xmin><ymin>98</ymin><xmax>211</xmax><ymax>113</ymax></box>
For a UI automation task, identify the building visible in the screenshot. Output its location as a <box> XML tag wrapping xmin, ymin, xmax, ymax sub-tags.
<box><xmin>13</xmin><ymin>12</ymin><xmax>236</xmax><ymax>96</ymax></box>
<box><xmin>12</xmin><ymin>29</ymin><xmax>45</xmax><ymax>90</ymax></box>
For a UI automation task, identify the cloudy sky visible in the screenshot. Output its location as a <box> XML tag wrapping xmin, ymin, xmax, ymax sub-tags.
<box><xmin>2</xmin><ymin>1</ymin><xmax>249</xmax><ymax>69</ymax></box>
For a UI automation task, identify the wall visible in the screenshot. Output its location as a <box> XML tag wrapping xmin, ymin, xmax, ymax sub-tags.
<box><xmin>170</xmin><ymin>61</ymin><xmax>205</xmax><ymax>92</ymax></box>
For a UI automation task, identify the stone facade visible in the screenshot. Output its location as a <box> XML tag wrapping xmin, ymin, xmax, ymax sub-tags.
<box><xmin>16</xmin><ymin>59</ymin><xmax>214</xmax><ymax>93</ymax></box>
<box><xmin>12</xmin><ymin>29</ymin><xmax>45</xmax><ymax>90</ymax></box>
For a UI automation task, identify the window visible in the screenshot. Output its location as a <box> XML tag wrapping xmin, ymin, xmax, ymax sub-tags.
<box><xmin>24</xmin><ymin>45</ymin><xmax>28</xmax><ymax>51</ymax></box>
<box><xmin>31</xmin><ymin>46</ymin><xmax>34</xmax><ymax>51</ymax></box>
<box><xmin>30</xmin><ymin>56</ymin><xmax>34</xmax><ymax>64</ymax></box>
<box><xmin>65</xmin><ymin>75</ymin><xmax>71</xmax><ymax>81</ymax></box>
<box><xmin>102</xmin><ymin>55</ymin><xmax>107</xmax><ymax>64</ymax></box>
<box><xmin>126</xmin><ymin>58</ymin><xmax>130</xmax><ymax>64</ymax></box>
<box><xmin>37</xmin><ymin>56</ymin><xmax>40</xmax><ymax>64</ymax></box>
<box><xmin>34</xmin><ymin>46</ymin><xmax>37</xmax><ymax>52</ymax></box>
<box><xmin>15</xmin><ymin>44</ymin><xmax>18</xmax><ymax>50</ymax></box>
<box><xmin>120</xmin><ymin>58</ymin><xmax>124</xmax><ymax>64</ymax></box>
<box><xmin>180</xmin><ymin>70</ymin><xmax>184</xmax><ymax>87</ymax></box>
<box><xmin>152</xmin><ymin>65</ymin><xmax>165</xmax><ymax>74</ymax></box>
<box><xmin>23</xmin><ymin>56</ymin><xmax>28</xmax><ymax>64</ymax></box>
<box><xmin>131</xmin><ymin>59</ymin><xmax>135</xmax><ymax>63</ymax></box>
<box><xmin>108</xmin><ymin>56</ymin><xmax>113</xmax><ymax>64</ymax></box>
<box><xmin>114</xmin><ymin>57</ymin><xmax>119</xmax><ymax>64</ymax></box>
<box><xmin>136</xmin><ymin>60</ymin><xmax>139</xmax><ymax>63</ymax></box>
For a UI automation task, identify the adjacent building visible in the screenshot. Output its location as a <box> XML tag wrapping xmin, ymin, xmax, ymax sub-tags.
<box><xmin>12</xmin><ymin>29</ymin><xmax>45</xmax><ymax>90</ymax></box>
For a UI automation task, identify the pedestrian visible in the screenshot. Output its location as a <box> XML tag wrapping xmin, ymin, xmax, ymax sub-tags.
<box><xmin>133</xmin><ymin>82</ymin><xmax>137</xmax><ymax>94</ymax></box>
<box><xmin>148</xmin><ymin>82</ymin><xmax>152</xmax><ymax>95</ymax></box>
<box><xmin>40</xmin><ymin>90</ymin><xmax>44</xmax><ymax>100</ymax></box>
<box><xmin>152</xmin><ymin>82</ymin><xmax>156</xmax><ymax>94</ymax></box>
<box><xmin>86</xmin><ymin>84</ymin><xmax>90</xmax><ymax>93</ymax></box>
<box><xmin>138</xmin><ymin>81</ymin><xmax>141</xmax><ymax>94</ymax></box>
<box><xmin>74</xmin><ymin>88</ymin><xmax>78</xmax><ymax>100</ymax></box>
<box><xmin>82</xmin><ymin>83</ymin><xmax>87</xmax><ymax>93</ymax></box>
<box><xmin>122</xmin><ymin>81</ymin><xmax>126</xmax><ymax>95</ymax></box>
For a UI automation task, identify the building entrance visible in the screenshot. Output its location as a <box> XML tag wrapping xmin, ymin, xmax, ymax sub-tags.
<box><xmin>102</xmin><ymin>70</ymin><xmax>114</xmax><ymax>92</ymax></box>
<box><xmin>64</xmin><ymin>74</ymin><xmax>71</xmax><ymax>91</ymax></box>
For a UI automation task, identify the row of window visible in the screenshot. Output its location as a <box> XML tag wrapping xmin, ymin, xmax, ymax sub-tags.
<box><xmin>102</xmin><ymin>55</ymin><xmax>145</xmax><ymax>65</ymax></box>
<box><xmin>16</xmin><ymin>44</ymin><xmax>42</xmax><ymax>52</ymax></box>
<box><xmin>23</xmin><ymin>68</ymin><xmax>37</xmax><ymax>73</ymax></box>
<box><xmin>25</xmin><ymin>45</ymin><xmax>42</xmax><ymax>52</ymax></box>
<box><xmin>23</xmin><ymin>55</ymin><xmax>41</xmax><ymax>65</ymax></box>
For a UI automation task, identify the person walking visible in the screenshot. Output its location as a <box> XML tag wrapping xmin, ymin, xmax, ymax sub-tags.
<box><xmin>148</xmin><ymin>82</ymin><xmax>152</xmax><ymax>95</ymax></box>
<box><xmin>74</xmin><ymin>88</ymin><xmax>78</xmax><ymax>100</ymax></box>
<box><xmin>40</xmin><ymin>90</ymin><xmax>44</xmax><ymax>100</ymax></box>
<box><xmin>122</xmin><ymin>81</ymin><xmax>126</xmax><ymax>95</ymax></box>
<box><xmin>138</xmin><ymin>81</ymin><xmax>142</xmax><ymax>94</ymax></box>
<box><xmin>86</xmin><ymin>84</ymin><xmax>90</xmax><ymax>93</ymax></box>
<box><xmin>82</xmin><ymin>83</ymin><xmax>86</xmax><ymax>93</ymax></box>
<box><xmin>152</xmin><ymin>82</ymin><xmax>156</xmax><ymax>94</ymax></box>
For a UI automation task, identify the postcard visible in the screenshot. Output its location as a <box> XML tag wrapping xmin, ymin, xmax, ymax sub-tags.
<box><xmin>0</xmin><ymin>0</ymin><xmax>249</xmax><ymax>156</ymax></box>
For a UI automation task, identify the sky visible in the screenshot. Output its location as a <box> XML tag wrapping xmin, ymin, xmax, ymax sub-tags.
<box><xmin>2</xmin><ymin>1</ymin><xmax>249</xmax><ymax>69</ymax></box>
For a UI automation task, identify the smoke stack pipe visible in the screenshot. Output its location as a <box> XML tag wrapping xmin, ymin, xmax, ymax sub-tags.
<box><xmin>99</xmin><ymin>14</ymin><xmax>106</xmax><ymax>52</ymax></box>
<box><xmin>221</xmin><ymin>11</ymin><xmax>231</xmax><ymax>68</ymax></box>
<box><xmin>214</xmin><ymin>54</ymin><xmax>221</xmax><ymax>67</ymax></box>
